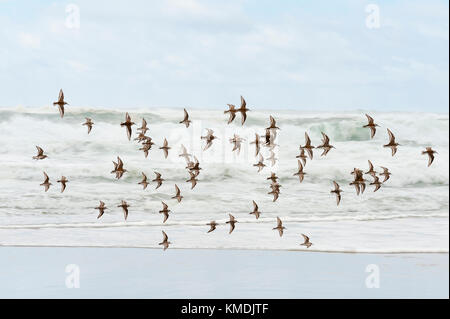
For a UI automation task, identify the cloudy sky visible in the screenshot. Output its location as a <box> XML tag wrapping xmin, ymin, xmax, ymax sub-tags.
<box><xmin>0</xmin><ymin>0</ymin><xmax>448</xmax><ymax>112</ymax></box>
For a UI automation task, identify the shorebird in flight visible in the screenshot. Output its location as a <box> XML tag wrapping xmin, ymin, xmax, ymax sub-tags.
<box><xmin>270</xmin><ymin>181</ymin><xmax>282</xmax><ymax>193</ymax></box>
<box><xmin>172</xmin><ymin>184</ymin><xmax>183</xmax><ymax>203</ymax></box>
<box><xmin>330</xmin><ymin>181</ymin><xmax>342</xmax><ymax>206</ymax></box>
<box><xmin>180</xmin><ymin>108</ymin><xmax>191</xmax><ymax>128</ymax></box>
<box><xmin>350</xmin><ymin>168</ymin><xmax>366</xmax><ymax>195</ymax></box>
<box><xmin>139</xmin><ymin>143</ymin><xmax>151</xmax><ymax>158</ymax></box>
<box><xmin>267</xmin><ymin>150</ymin><xmax>277</xmax><ymax>167</ymax></box>
<box><xmin>379</xmin><ymin>166</ymin><xmax>391</xmax><ymax>183</ymax></box>
<box><xmin>422</xmin><ymin>147</ymin><xmax>437</xmax><ymax>167</ymax></box>
<box><xmin>226</xmin><ymin>214</ymin><xmax>237</xmax><ymax>234</ymax></box>
<box><xmin>293</xmin><ymin>160</ymin><xmax>306</xmax><ymax>183</ymax></box>
<box><xmin>250</xmin><ymin>133</ymin><xmax>261</xmax><ymax>157</ymax></box>
<box><xmin>33</xmin><ymin>146</ymin><xmax>48</xmax><ymax>160</ymax></box>
<box><xmin>370</xmin><ymin>175</ymin><xmax>382</xmax><ymax>192</ymax></box>
<box><xmin>229</xmin><ymin>134</ymin><xmax>245</xmax><ymax>154</ymax></box>
<box><xmin>57</xmin><ymin>176</ymin><xmax>68</xmax><ymax>193</ymax></box>
<box><xmin>267</xmin><ymin>172</ymin><xmax>278</xmax><ymax>183</ymax></box>
<box><xmin>300</xmin><ymin>234</ymin><xmax>313</xmax><ymax>248</ymax></box>
<box><xmin>120</xmin><ymin>112</ymin><xmax>135</xmax><ymax>141</ymax></box>
<box><xmin>301</xmin><ymin>132</ymin><xmax>315</xmax><ymax>160</ymax></box>
<box><xmin>224</xmin><ymin>104</ymin><xmax>237</xmax><ymax>124</ymax></box>
<box><xmin>152</xmin><ymin>172</ymin><xmax>164</xmax><ymax>189</ymax></box>
<box><xmin>383</xmin><ymin>128</ymin><xmax>399</xmax><ymax>156</ymax></box>
<box><xmin>317</xmin><ymin>132</ymin><xmax>335</xmax><ymax>156</ymax></box>
<box><xmin>186</xmin><ymin>172</ymin><xmax>198</xmax><ymax>190</ymax></box>
<box><xmin>137</xmin><ymin>118</ymin><xmax>149</xmax><ymax>134</ymax></box>
<box><xmin>95</xmin><ymin>201</ymin><xmax>107</xmax><ymax>219</ymax></box>
<box><xmin>188</xmin><ymin>156</ymin><xmax>202</xmax><ymax>176</ymax></box>
<box><xmin>140</xmin><ymin>137</ymin><xmax>155</xmax><ymax>158</ymax></box>
<box><xmin>201</xmin><ymin>129</ymin><xmax>218</xmax><ymax>151</ymax></box>
<box><xmin>264</xmin><ymin>128</ymin><xmax>277</xmax><ymax>148</ymax></box>
<box><xmin>160</xmin><ymin>138</ymin><xmax>171</xmax><ymax>159</ymax></box>
<box><xmin>238</xmin><ymin>96</ymin><xmax>250</xmax><ymax>125</ymax></box>
<box><xmin>111</xmin><ymin>156</ymin><xmax>127</xmax><ymax>179</ymax></box>
<box><xmin>268</xmin><ymin>183</ymin><xmax>281</xmax><ymax>202</ymax></box>
<box><xmin>143</xmin><ymin>136</ymin><xmax>155</xmax><ymax>147</ymax></box>
<box><xmin>296</xmin><ymin>147</ymin><xmax>307</xmax><ymax>166</ymax></box>
<box><xmin>134</xmin><ymin>132</ymin><xmax>148</xmax><ymax>143</ymax></box>
<box><xmin>159</xmin><ymin>231</ymin><xmax>171</xmax><ymax>251</ymax></box>
<box><xmin>253</xmin><ymin>154</ymin><xmax>266</xmax><ymax>172</ymax></box>
<box><xmin>82</xmin><ymin>118</ymin><xmax>94</xmax><ymax>134</ymax></box>
<box><xmin>40</xmin><ymin>172</ymin><xmax>51</xmax><ymax>192</ymax></box>
<box><xmin>250</xmin><ymin>200</ymin><xmax>261</xmax><ymax>219</ymax></box>
<box><xmin>179</xmin><ymin>144</ymin><xmax>191</xmax><ymax>162</ymax></box>
<box><xmin>138</xmin><ymin>172</ymin><xmax>149</xmax><ymax>190</ymax></box>
<box><xmin>117</xmin><ymin>200</ymin><xmax>130</xmax><ymax>221</ymax></box>
<box><xmin>266</xmin><ymin>115</ymin><xmax>280</xmax><ymax>131</ymax></box>
<box><xmin>363</xmin><ymin>114</ymin><xmax>378</xmax><ymax>138</ymax></box>
<box><xmin>365</xmin><ymin>160</ymin><xmax>376</xmax><ymax>177</ymax></box>
<box><xmin>206</xmin><ymin>221</ymin><xmax>217</xmax><ymax>233</ymax></box>
<box><xmin>159</xmin><ymin>202</ymin><xmax>171</xmax><ymax>223</ymax></box>
<box><xmin>53</xmin><ymin>89</ymin><xmax>68</xmax><ymax>118</ymax></box>
<box><xmin>273</xmin><ymin>217</ymin><xmax>286</xmax><ymax>237</ymax></box>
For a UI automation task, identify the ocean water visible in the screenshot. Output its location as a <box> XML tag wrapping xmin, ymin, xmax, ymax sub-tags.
<box><xmin>0</xmin><ymin>106</ymin><xmax>448</xmax><ymax>253</ymax></box>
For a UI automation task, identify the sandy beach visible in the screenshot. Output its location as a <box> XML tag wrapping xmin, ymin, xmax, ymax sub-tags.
<box><xmin>0</xmin><ymin>247</ymin><xmax>447</xmax><ymax>298</ymax></box>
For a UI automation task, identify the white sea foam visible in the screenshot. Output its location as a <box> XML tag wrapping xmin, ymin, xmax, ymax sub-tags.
<box><xmin>0</xmin><ymin>107</ymin><xmax>448</xmax><ymax>253</ymax></box>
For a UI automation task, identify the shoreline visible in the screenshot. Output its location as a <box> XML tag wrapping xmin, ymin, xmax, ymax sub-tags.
<box><xmin>1</xmin><ymin>244</ymin><xmax>448</xmax><ymax>254</ymax></box>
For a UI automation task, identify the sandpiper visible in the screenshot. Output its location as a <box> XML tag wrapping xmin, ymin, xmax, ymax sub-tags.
<box><xmin>206</xmin><ymin>221</ymin><xmax>217</xmax><ymax>233</ymax></box>
<box><xmin>272</xmin><ymin>217</ymin><xmax>286</xmax><ymax>237</ymax></box>
<box><xmin>224</xmin><ymin>104</ymin><xmax>237</xmax><ymax>124</ymax></box>
<box><xmin>117</xmin><ymin>200</ymin><xmax>130</xmax><ymax>221</ymax></box>
<box><xmin>137</xmin><ymin>118</ymin><xmax>149</xmax><ymax>134</ymax></box>
<box><xmin>82</xmin><ymin>118</ymin><xmax>94</xmax><ymax>134</ymax></box>
<box><xmin>363</xmin><ymin>114</ymin><xmax>378</xmax><ymax>138</ymax></box>
<box><xmin>422</xmin><ymin>147</ymin><xmax>437</xmax><ymax>167</ymax></box>
<box><xmin>331</xmin><ymin>181</ymin><xmax>342</xmax><ymax>206</ymax></box>
<box><xmin>250</xmin><ymin>200</ymin><xmax>261</xmax><ymax>219</ymax></box>
<box><xmin>370</xmin><ymin>175</ymin><xmax>382</xmax><ymax>192</ymax></box>
<box><xmin>160</xmin><ymin>138</ymin><xmax>170</xmax><ymax>158</ymax></box>
<box><xmin>172</xmin><ymin>184</ymin><xmax>183</xmax><ymax>203</ymax></box>
<box><xmin>186</xmin><ymin>172</ymin><xmax>198</xmax><ymax>190</ymax></box>
<box><xmin>238</xmin><ymin>96</ymin><xmax>250</xmax><ymax>125</ymax></box>
<box><xmin>138</xmin><ymin>172</ymin><xmax>149</xmax><ymax>190</ymax></box>
<box><xmin>95</xmin><ymin>201</ymin><xmax>107</xmax><ymax>219</ymax></box>
<box><xmin>317</xmin><ymin>132</ymin><xmax>334</xmax><ymax>156</ymax></box>
<box><xmin>40</xmin><ymin>172</ymin><xmax>52</xmax><ymax>192</ymax></box>
<box><xmin>152</xmin><ymin>172</ymin><xmax>164</xmax><ymax>189</ymax></box>
<box><xmin>180</xmin><ymin>108</ymin><xmax>191</xmax><ymax>128</ymax></box>
<box><xmin>226</xmin><ymin>214</ymin><xmax>237</xmax><ymax>234</ymax></box>
<box><xmin>365</xmin><ymin>160</ymin><xmax>376</xmax><ymax>177</ymax></box>
<box><xmin>57</xmin><ymin>176</ymin><xmax>68</xmax><ymax>193</ymax></box>
<box><xmin>379</xmin><ymin>166</ymin><xmax>391</xmax><ymax>183</ymax></box>
<box><xmin>383</xmin><ymin>128</ymin><xmax>399</xmax><ymax>156</ymax></box>
<box><xmin>293</xmin><ymin>160</ymin><xmax>306</xmax><ymax>183</ymax></box>
<box><xmin>296</xmin><ymin>147</ymin><xmax>307</xmax><ymax>166</ymax></box>
<box><xmin>53</xmin><ymin>89</ymin><xmax>68</xmax><ymax>118</ymax></box>
<box><xmin>250</xmin><ymin>133</ymin><xmax>261</xmax><ymax>157</ymax></box>
<box><xmin>300</xmin><ymin>234</ymin><xmax>313</xmax><ymax>248</ymax></box>
<box><xmin>253</xmin><ymin>154</ymin><xmax>266</xmax><ymax>172</ymax></box>
<box><xmin>33</xmin><ymin>146</ymin><xmax>48</xmax><ymax>160</ymax></box>
<box><xmin>159</xmin><ymin>201</ymin><xmax>171</xmax><ymax>223</ymax></box>
<box><xmin>201</xmin><ymin>129</ymin><xmax>218</xmax><ymax>151</ymax></box>
<box><xmin>120</xmin><ymin>112</ymin><xmax>135</xmax><ymax>141</ymax></box>
<box><xmin>159</xmin><ymin>231</ymin><xmax>171</xmax><ymax>250</ymax></box>
<box><xmin>301</xmin><ymin>132</ymin><xmax>315</xmax><ymax>160</ymax></box>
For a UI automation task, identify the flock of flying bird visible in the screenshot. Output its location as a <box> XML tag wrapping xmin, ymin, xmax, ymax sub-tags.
<box><xmin>33</xmin><ymin>89</ymin><xmax>438</xmax><ymax>250</ymax></box>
